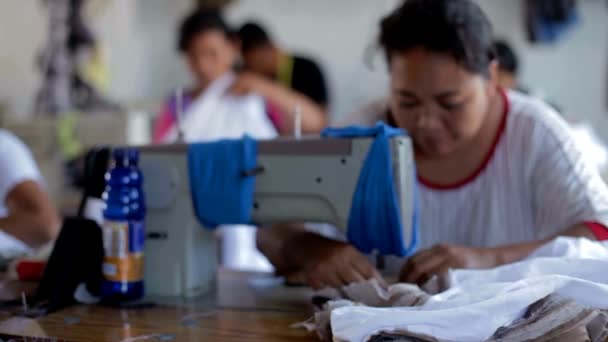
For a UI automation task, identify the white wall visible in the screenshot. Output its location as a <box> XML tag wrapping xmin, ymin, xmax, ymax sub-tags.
<box><xmin>0</xmin><ymin>1</ymin><xmax>45</xmax><ymax>116</ymax></box>
<box><xmin>477</xmin><ymin>0</ymin><xmax>608</xmax><ymax>134</ymax></box>
<box><xmin>1</xmin><ymin>0</ymin><xmax>607</xmax><ymax>139</ymax></box>
<box><xmin>94</xmin><ymin>0</ymin><xmax>193</xmax><ymax>105</ymax></box>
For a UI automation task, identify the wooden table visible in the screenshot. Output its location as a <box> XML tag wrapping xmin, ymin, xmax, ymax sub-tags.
<box><xmin>0</xmin><ymin>270</ymin><xmax>319</xmax><ymax>341</ymax></box>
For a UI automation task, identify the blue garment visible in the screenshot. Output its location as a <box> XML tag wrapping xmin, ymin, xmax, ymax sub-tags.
<box><xmin>527</xmin><ymin>0</ymin><xmax>579</xmax><ymax>44</ymax></box>
<box><xmin>187</xmin><ymin>136</ymin><xmax>257</xmax><ymax>228</ymax></box>
<box><xmin>322</xmin><ymin>122</ymin><xmax>419</xmax><ymax>257</ymax></box>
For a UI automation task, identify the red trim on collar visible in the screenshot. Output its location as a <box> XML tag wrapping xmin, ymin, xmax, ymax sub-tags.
<box><xmin>584</xmin><ymin>222</ymin><xmax>608</xmax><ymax>241</ymax></box>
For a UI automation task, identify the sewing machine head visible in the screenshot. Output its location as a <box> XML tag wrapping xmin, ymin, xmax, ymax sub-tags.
<box><xmin>138</xmin><ymin>136</ymin><xmax>415</xmax><ymax>297</ymax></box>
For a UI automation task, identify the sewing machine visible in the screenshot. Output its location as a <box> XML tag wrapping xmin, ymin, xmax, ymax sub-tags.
<box><xmin>139</xmin><ymin>136</ymin><xmax>415</xmax><ymax>297</ymax></box>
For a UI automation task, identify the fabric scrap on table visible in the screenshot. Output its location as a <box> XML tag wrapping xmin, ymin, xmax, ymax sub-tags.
<box><xmin>295</xmin><ymin>237</ymin><xmax>608</xmax><ymax>342</ymax></box>
<box><xmin>489</xmin><ymin>294</ymin><xmax>604</xmax><ymax>342</ymax></box>
<box><xmin>297</xmin><ymin>280</ymin><xmax>430</xmax><ymax>341</ymax></box>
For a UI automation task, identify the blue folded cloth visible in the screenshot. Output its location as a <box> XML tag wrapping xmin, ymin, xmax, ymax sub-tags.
<box><xmin>187</xmin><ymin>136</ymin><xmax>257</xmax><ymax>228</ymax></box>
<box><xmin>322</xmin><ymin>122</ymin><xmax>419</xmax><ymax>257</ymax></box>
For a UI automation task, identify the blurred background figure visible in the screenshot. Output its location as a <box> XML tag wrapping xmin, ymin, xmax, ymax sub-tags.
<box><xmin>494</xmin><ymin>40</ymin><xmax>520</xmax><ymax>91</ymax></box>
<box><xmin>238</xmin><ymin>22</ymin><xmax>330</xmax><ymax>111</ymax></box>
<box><xmin>153</xmin><ymin>9</ymin><xmax>277</xmax><ymax>143</ymax></box>
<box><xmin>35</xmin><ymin>0</ymin><xmax>119</xmax><ymax>116</ymax></box>
<box><xmin>229</xmin><ymin>21</ymin><xmax>328</xmax><ymax>135</ymax></box>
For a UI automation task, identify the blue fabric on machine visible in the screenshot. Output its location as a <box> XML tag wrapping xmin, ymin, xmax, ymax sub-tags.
<box><xmin>187</xmin><ymin>136</ymin><xmax>257</xmax><ymax>229</ymax></box>
<box><xmin>321</xmin><ymin>122</ymin><xmax>419</xmax><ymax>257</ymax></box>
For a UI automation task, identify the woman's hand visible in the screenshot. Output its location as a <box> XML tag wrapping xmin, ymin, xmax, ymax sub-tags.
<box><xmin>229</xmin><ymin>72</ymin><xmax>327</xmax><ymax>134</ymax></box>
<box><xmin>257</xmin><ymin>225</ymin><xmax>383</xmax><ymax>290</ymax></box>
<box><xmin>399</xmin><ymin>244</ymin><xmax>499</xmax><ymax>285</ymax></box>
<box><xmin>300</xmin><ymin>239</ymin><xmax>384</xmax><ymax>290</ymax></box>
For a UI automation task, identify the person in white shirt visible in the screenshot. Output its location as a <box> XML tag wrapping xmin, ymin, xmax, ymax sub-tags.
<box><xmin>0</xmin><ymin>129</ymin><xmax>60</xmax><ymax>258</ymax></box>
<box><xmin>256</xmin><ymin>0</ymin><xmax>608</xmax><ymax>289</ymax></box>
<box><xmin>153</xmin><ymin>9</ymin><xmax>326</xmax><ymax>143</ymax></box>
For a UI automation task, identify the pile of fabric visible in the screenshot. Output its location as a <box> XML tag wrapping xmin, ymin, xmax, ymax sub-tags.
<box><xmin>296</xmin><ymin>237</ymin><xmax>608</xmax><ymax>341</ymax></box>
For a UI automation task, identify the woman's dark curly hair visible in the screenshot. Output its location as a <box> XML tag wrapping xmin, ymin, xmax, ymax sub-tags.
<box><xmin>379</xmin><ymin>0</ymin><xmax>496</xmax><ymax>77</ymax></box>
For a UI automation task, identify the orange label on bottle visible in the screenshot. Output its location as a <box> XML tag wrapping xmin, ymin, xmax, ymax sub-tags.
<box><xmin>103</xmin><ymin>254</ymin><xmax>143</xmax><ymax>282</ymax></box>
<box><xmin>102</xmin><ymin>220</ymin><xmax>144</xmax><ymax>282</ymax></box>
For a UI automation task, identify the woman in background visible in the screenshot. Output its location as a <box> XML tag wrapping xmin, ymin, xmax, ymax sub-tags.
<box><xmin>153</xmin><ymin>9</ymin><xmax>274</xmax><ymax>142</ymax></box>
<box><xmin>153</xmin><ymin>9</ymin><xmax>325</xmax><ymax>142</ymax></box>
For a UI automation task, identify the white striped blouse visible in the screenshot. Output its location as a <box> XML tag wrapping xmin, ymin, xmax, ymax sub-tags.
<box><xmin>341</xmin><ymin>90</ymin><xmax>608</xmax><ymax>251</ymax></box>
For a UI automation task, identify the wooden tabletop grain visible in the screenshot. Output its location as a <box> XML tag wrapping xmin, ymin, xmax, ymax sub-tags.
<box><xmin>0</xmin><ymin>270</ymin><xmax>319</xmax><ymax>342</ymax></box>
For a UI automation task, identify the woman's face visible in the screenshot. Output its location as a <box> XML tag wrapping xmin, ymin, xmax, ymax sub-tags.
<box><xmin>243</xmin><ymin>45</ymin><xmax>277</xmax><ymax>78</ymax></box>
<box><xmin>388</xmin><ymin>48</ymin><xmax>496</xmax><ymax>157</ymax></box>
<box><xmin>186</xmin><ymin>30</ymin><xmax>237</xmax><ymax>87</ymax></box>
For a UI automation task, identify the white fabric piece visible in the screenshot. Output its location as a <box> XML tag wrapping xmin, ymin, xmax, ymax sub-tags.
<box><xmin>220</xmin><ymin>225</ymin><xmax>273</xmax><ymax>272</ymax></box>
<box><xmin>0</xmin><ymin>129</ymin><xmax>40</xmax><ymax>258</ymax></box>
<box><xmin>83</xmin><ymin>197</ymin><xmax>104</xmax><ymax>226</ymax></box>
<box><xmin>330</xmin><ymin>238</ymin><xmax>608</xmax><ymax>342</ymax></box>
<box><xmin>163</xmin><ymin>72</ymin><xmax>277</xmax><ymax>143</ymax></box>
<box><xmin>528</xmin><ymin>236</ymin><xmax>608</xmax><ymax>259</ymax></box>
<box><xmin>73</xmin><ymin>282</ymin><xmax>100</xmax><ymax>304</ymax></box>
<box><xmin>445</xmin><ymin>238</ymin><xmax>608</xmax><ymax>289</ymax></box>
<box><xmin>340</xmin><ymin>91</ymin><xmax>608</xmax><ymax>252</ymax></box>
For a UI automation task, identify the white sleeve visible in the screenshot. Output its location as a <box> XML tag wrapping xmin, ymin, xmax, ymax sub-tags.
<box><xmin>0</xmin><ymin>131</ymin><xmax>42</xmax><ymax>207</ymax></box>
<box><xmin>528</xmin><ymin>109</ymin><xmax>608</xmax><ymax>237</ymax></box>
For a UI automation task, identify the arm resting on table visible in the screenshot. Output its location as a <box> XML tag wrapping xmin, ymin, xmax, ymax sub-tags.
<box><xmin>492</xmin><ymin>223</ymin><xmax>597</xmax><ymax>266</ymax></box>
<box><xmin>0</xmin><ymin>181</ymin><xmax>60</xmax><ymax>248</ymax></box>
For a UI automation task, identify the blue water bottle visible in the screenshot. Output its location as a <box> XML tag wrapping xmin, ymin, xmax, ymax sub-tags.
<box><xmin>101</xmin><ymin>148</ymin><xmax>144</xmax><ymax>301</ymax></box>
<box><xmin>127</xmin><ymin>149</ymin><xmax>145</xmax><ymax>297</ymax></box>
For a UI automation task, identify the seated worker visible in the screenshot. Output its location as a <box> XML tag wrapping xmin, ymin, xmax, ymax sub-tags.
<box><xmin>0</xmin><ymin>129</ymin><xmax>60</xmax><ymax>259</ymax></box>
<box><xmin>237</xmin><ymin>22</ymin><xmax>329</xmax><ymax>133</ymax></box>
<box><xmin>153</xmin><ymin>10</ymin><xmax>325</xmax><ymax>142</ymax></box>
<box><xmin>153</xmin><ymin>10</ymin><xmax>276</xmax><ymax>142</ymax></box>
<box><xmin>257</xmin><ymin>0</ymin><xmax>608</xmax><ymax>290</ymax></box>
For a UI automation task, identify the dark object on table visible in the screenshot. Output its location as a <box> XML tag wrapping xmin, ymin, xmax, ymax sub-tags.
<box><xmin>368</xmin><ymin>334</ymin><xmax>434</xmax><ymax>342</ymax></box>
<box><xmin>0</xmin><ymin>333</ymin><xmax>72</xmax><ymax>342</ymax></box>
<box><xmin>196</xmin><ymin>0</ymin><xmax>234</xmax><ymax>9</ymax></box>
<box><xmin>311</xmin><ymin>296</ymin><xmax>332</xmax><ymax>310</ymax></box>
<box><xmin>33</xmin><ymin>217</ymin><xmax>104</xmax><ymax>314</ymax></box>
<box><xmin>76</xmin><ymin>147</ymin><xmax>110</xmax><ymax>216</ymax></box>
